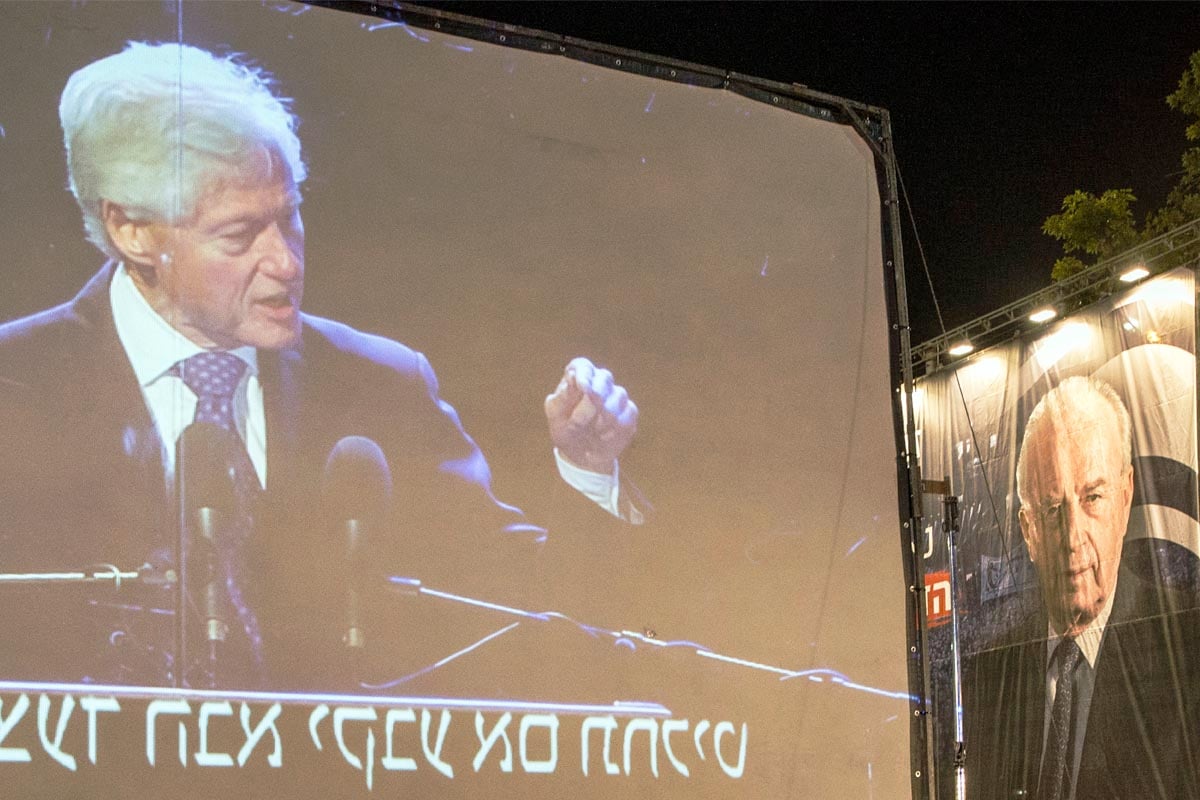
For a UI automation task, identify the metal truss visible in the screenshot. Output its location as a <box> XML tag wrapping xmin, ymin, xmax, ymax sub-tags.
<box><xmin>913</xmin><ymin>217</ymin><xmax>1200</xmax><ymax>376</ymax></box>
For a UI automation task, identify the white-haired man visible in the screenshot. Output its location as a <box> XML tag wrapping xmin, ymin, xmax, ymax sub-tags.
<box><xmin>965</xmin><ymin>376</ymin><xmax>1200</xmax><ymax>800</ymax></box>
<box><xmin>0</xmin><ymin>43</ymin><xmax>643</xmax><ymax>689</ymax></box>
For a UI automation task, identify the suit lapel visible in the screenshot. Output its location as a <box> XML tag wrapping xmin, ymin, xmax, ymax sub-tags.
<box><xmin>259</xmin><ymin>340</ymin><xmax>303</xmax><ymax>495</ymax></box>
<box><xmin>42</xmin><ymin>264</ymin><xmax>180</xmax><ymax>683</ymax></box>
<box><xmin>1075</xmin><ymin>570</ymin><xmax>1176</xmax><ymax>798</ymax></box>
<box><xmin>252</xmin><ymin>330</ymin><xmax>348</xmax><ymax>680</ymax></box>
<box><xmin>67</xmin><ymin>263</ymin><xmax>172</xmax><ymax>564</ymax></box>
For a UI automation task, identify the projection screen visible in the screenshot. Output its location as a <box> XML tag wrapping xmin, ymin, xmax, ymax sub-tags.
<box><xmin>0</xmin><ymin>2</ymin><xmax>916</xmax><ymax>797</ymax></box>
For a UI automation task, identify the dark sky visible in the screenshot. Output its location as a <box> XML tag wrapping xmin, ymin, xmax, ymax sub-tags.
<box><xmin>420</xmin><ymin>2</ymin><xmax>1200</xmax><ymax>344</ymax></box>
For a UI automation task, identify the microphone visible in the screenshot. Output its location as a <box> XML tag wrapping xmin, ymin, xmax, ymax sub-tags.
<box><xmin>323</xmin><ymin>436</ymin><xmax>392</xmax><ymax>652</ymax></box>
<box><xmin>177</xmin><ymin>422</ymin><xmax>238</xmax><ymax>652</ymax></box>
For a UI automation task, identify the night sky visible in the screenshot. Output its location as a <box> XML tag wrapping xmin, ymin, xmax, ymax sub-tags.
<box><xmin>420</xmin><ymin>2</ymin><xmax>1200</xmax><ymax>344</ymax></box>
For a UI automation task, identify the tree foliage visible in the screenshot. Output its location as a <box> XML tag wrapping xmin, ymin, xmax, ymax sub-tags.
<box><xmin>1168</xmin><ymin>50</ymin><xmax>1200</xmax><ymax>142</ymax></box>
<box><xmin>1043</xmin><ymin>189</ymin><xmax>1140</xmax><ymax>281</ymax></box>
<box><xmin>1148</xmin><ymin>50</ymin><xmax>1200</xmax><ymax>237</ymax></box>
<box><xmin>1045</xmin><ymin>50</ymin><xmax>1200</xmax><ymax>280</ymax></box>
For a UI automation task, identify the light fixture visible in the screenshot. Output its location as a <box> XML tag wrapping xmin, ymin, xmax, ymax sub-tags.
<box><xmin>1119</xmin><ymin>264</ymin><xmax>1150</xmax><ymax>283</ymax></box>
<box><xmin>1028</xmin><ymin>306</ymin><xmax>1057</xmax><ymax>323</ymax></box>
<box><xmin>947</xmin><ymin>341</ymin><xmax>974</xmax><ymax>357</ymax></box>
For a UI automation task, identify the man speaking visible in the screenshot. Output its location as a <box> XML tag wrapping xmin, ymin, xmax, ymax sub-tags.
<box><xmin>0</xmin><ymin>43</ymin><xmax>642</xmax><ymax>689</ymax></box>
<box><xmin>965</xmin><ymin>376</ymin><xmax>1200</xmax><ymax>799</ymax></box>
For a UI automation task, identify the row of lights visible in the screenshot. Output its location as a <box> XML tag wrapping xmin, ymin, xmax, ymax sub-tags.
<box><xmin>945</xmin><ymin>263</ymin><xmax>1150</xmax><ymax>358</ymax></box>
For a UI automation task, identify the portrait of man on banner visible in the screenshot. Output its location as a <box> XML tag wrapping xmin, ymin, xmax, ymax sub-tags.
<box><xmin>965</xmin><ymin>375</ymin><xmax>1200</xmax><ymax>800</ymax></box>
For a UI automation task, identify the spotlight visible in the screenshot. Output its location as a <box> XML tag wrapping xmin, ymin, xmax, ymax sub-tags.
<box><xmin>947</xmin><ymin>341</ymin><xmax>974</xmax><ymax>357</ymax></box>
<box><xmin>1028</xmin><ymin>307</ymin><xmax>1057</xmax><ymax>323</ymax></box>
<box><xmin>1119</xmin><ymin>265</ymin><xmax>1150</xmax><ymax>283</ymax></box>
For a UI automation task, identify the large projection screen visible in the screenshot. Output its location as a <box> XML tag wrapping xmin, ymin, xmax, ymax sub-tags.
<box><xmin>0</xmin><ymin>2</ymin><xmax>913</xmax><ymax>797</ymax></box>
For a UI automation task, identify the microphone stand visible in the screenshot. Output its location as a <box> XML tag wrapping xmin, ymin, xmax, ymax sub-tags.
<box><xmin>944</xmin><ymin>491</ymin><xmax>967</xmax><ymax>800</ymax></box>
<box><xmin>343</xmin><ymin>518</ymin><xmax>366</xmax><ymax>692</ymax></box>
<box><xmin>923</xmin><ymin>474</ymin><xmax>967</xmax><ymax>800</ymax></box>
<box><xmin>176</xmin><ymin>422</ymin><xmax>241</xmax><ymax>691</ymax></box>
<box><xmin>177</xmin><ymin>493</ymin><xmax>189</xmax><ymax>691</ymax></box>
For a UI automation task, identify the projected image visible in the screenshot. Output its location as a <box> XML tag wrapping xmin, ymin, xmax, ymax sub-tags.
<box><xmin>0</xmin><ymin>2</ymin><xmax>909</xmax><ymax>797</ymax></box>
<box><xmin>0</xmin><ymin>40</ymin><xmax>642</xmax><ymax>691</ymax></box>
<box><xmin>915</xmin><ymin>270</ymin><xmax>1200</xmax><ymax>799</ymax></box>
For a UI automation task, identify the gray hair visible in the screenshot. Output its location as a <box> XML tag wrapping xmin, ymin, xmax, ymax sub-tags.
<box><xmin>59</xmin><ymin>42</ymin><xmax>307</xmax><ymax>259</ymax></box>
<box><xmin>1015</xmin><ymin>375</ymin><xmax>1133</xmax><ymax>506</ymax></box>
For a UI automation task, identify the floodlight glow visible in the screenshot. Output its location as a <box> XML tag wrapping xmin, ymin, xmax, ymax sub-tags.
<box><xmin>1120</xmin><ymin>274</ymin><xmax>1194</xmax><ymax>309</ymax></box>
<box><xmin>1028</xmin><ymin>307</ymin><xmax>1057</xmax><ymax>323</ymax></box>
<box><xmin>1119</xmin><ymin>265</ymin><xmax>1150</xmax><ymax>283</ymax></box>
<box><xmin>1031</xmin><ymin>320</ymin><xmax>1094</xmax><ymax>369</ymax></box>
<box><xmin>958</xmin><ymin>353</ymin><xmax>1004</xmax><ymax>381</ymax></box>
<box><xmin>947</xmin><ymin>341</ymin><xmax>974</xmax><ymax>357</ymax></box>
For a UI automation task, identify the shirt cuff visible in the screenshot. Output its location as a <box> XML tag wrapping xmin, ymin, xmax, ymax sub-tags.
<box><xmin>553</xmin><ymin>448</ymin><xmax>642</xmax><ymax>523</ymax></box>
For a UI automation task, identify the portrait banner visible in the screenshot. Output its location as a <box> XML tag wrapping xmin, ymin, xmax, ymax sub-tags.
<box><xmin>915</xmin><ymin>266</ymin><xmax>1200</xmax><ymax>799</ymax></box>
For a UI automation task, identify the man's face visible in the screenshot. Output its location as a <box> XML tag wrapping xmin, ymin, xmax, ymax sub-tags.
<box><xmin>139</xmin><ymin>176</ymin><xmax>305</xmax><ymax>350</ymax></box>
<box><xmin>1019</xmin><ymin>395</ymin><xmax>1133</xmax><ymax>638</ymax></box>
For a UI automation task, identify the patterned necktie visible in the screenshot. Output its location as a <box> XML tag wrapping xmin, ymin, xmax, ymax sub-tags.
<box><xmin>176</xmin><ymin>351</ymin><xmax>265</xmax><ymax>686</ymax></box>
<box><xmin>1039</xmin><ymin>637</ymin><xmax>1082</xmax><ymax>800</ymax></box>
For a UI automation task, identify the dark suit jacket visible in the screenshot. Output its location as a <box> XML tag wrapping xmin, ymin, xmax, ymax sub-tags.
<box><xmin>0</xmin><ymin>263</ymin><xmax>621</xmax><ymax>689</ymax></box>
<box><xmin>964</xmin><ymin>565</ymin><xmax>1200</xmax><ymax>799</ymax></box>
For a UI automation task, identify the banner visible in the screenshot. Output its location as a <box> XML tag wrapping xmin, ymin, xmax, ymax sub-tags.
<box><xmin>916</xmin><ymin>267</ymin><xmax>1200</xmax><ymax>799</ymax></box>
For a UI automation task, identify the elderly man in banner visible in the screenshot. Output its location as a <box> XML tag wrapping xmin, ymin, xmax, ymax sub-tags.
<box><xmin>0</xmin><ymin>42</ymin><xmax>644</xmax><ymax>689</ymax></box>
<box><xmin>965</xmin><ymin>376</ymin><xmax>1200</xmax><ymax>800</ymax></box>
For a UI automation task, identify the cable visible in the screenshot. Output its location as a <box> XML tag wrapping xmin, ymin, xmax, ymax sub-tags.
<box><xmin>894</xmin><ymin>160</ymin><xmax>1016</xmax><ymax>630</ymax></box>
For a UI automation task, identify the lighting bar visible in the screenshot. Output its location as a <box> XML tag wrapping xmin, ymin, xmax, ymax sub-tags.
<box><xmin>910</xmin><ymin>217</ymin><xmax>1200</xmax><ymax>376</ymax></box>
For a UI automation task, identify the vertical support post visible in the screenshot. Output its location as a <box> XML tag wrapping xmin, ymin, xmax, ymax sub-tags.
<box><xmin>878</xmin><ymin>108</ymin><xmax>936</xmax><ymax>800</ymax></box>
<box><xmin>944</xmin><ymin>493</ymin><xmax>966</xmax><ymax>800</ymax></box>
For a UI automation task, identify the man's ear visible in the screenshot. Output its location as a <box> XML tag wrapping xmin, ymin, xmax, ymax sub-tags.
<box><xmin>1119</xmin><ymin>463</ymin><xmax>1135</xmax><ymax>519</ymax></box>
<box><xmin>1019</xmin><ymin>506</ymin><xmax>1039</xmax><ymax>563</ymax></box>
<box><xmin>101</xmin><ymin>200</ymin><xmax>162</xmax><ymax>270</ymax></box>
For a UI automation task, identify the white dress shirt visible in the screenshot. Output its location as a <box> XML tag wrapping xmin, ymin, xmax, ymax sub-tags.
<box><xmin>109</xmin><ymin>264</ymin><xmax>267</xmax><ymax>488</ymax></box>
<box><xmin>554</xmin><ymin>451</ymin><xmax>641</xmax><ymax>523</ymax></box>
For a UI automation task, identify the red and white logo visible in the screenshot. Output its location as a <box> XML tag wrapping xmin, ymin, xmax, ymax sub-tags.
<box><xmin>925</xmin><ymin>571</ymin><xmax>952</xmax><ymax>627</ymax></box>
